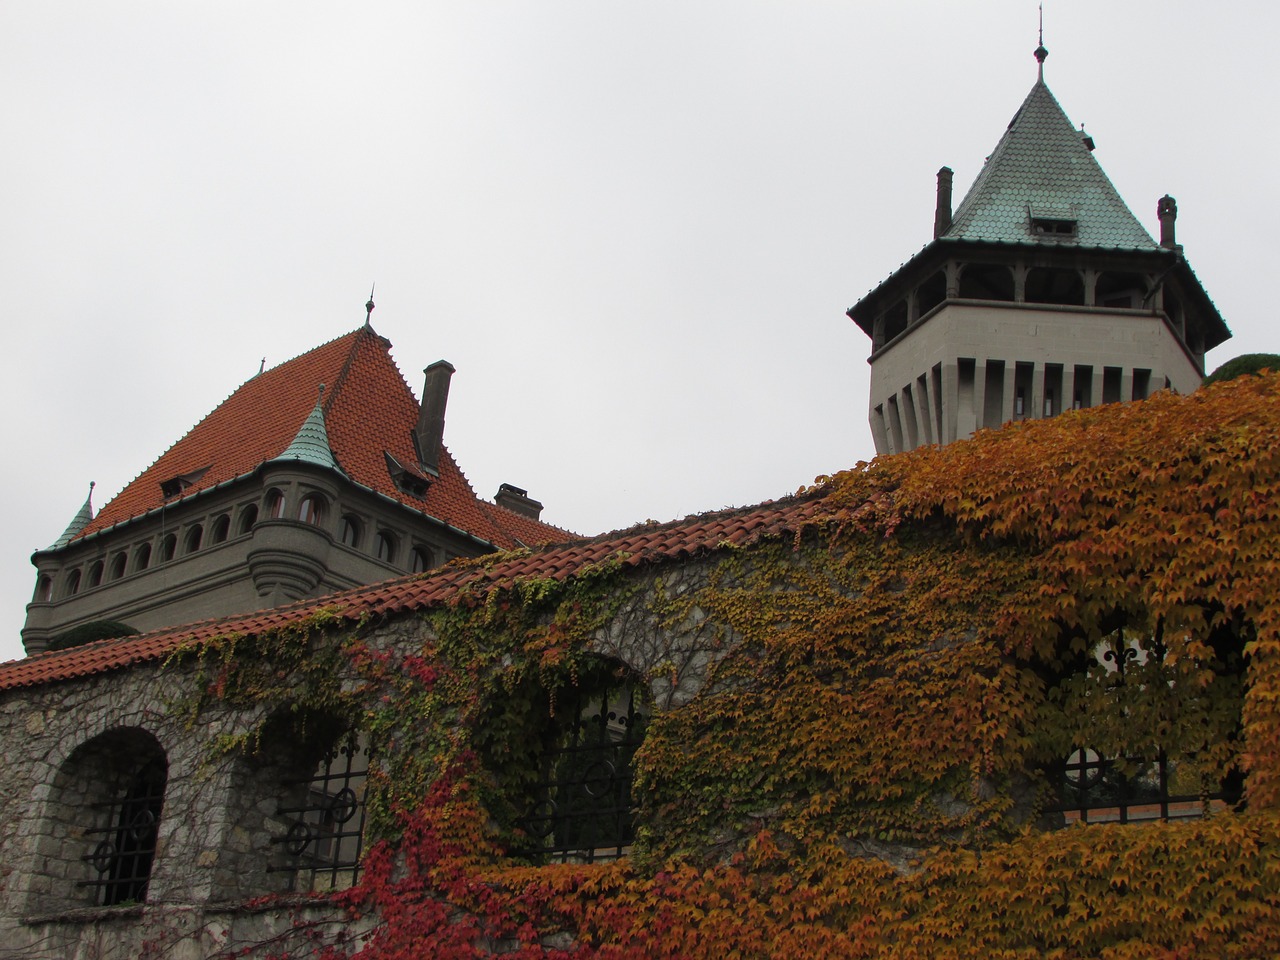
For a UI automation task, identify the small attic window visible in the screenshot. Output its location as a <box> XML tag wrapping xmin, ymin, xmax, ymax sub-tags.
<box><xmin>160</xmin><ymin>466</ymin><xmax>210</xmax><ymax>499</ymax></box>
<box><xmin>384</xmin><ymin>452</ymin><xmax>431</xmax><ymax>498</ymax></box>
<box><xmin>1031</xmin><ymin>217</ymin><xmax>1078</xmax><ymax>238</ymax></box>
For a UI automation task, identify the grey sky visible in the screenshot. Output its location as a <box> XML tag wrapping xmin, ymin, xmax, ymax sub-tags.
<box><xmin>3</xmin><ymin>2</ymin><xmax>1275</xmax><ymax>663</ymax></box>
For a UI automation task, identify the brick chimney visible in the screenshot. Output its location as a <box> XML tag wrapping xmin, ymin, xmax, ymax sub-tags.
<box><xmin>933</xmin><ymin>167</ymin><xmax>953</xmax><ymax>238</ymax></box>
<box><xmin>1158</xmin><ymin>195</ymin><xmax>1178</xmax><ymax>249</ymax></box>
<box><xmin>494</xmin><ymin>483</ymin><xmax>543</xmax><ymax>520</ymax></box>
<box><xmin>415</xmin><ymin>360</ymin><xmax>455</xmax><ymax>475</ymax></box>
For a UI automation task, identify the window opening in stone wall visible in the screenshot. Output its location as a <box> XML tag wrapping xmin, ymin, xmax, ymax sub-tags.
<box><xmin>269</xmin><ymin>733</ymin><xmax>370</xmax><ymax>892</ymax></box>
<box><xmin>515</xmin><ymin>668</ymin><xmax>649</xmax><ymax>864</ymax></box>
<box><xmin>957</xmin><ymin>263</ymin><xmax>1015</xmax><ymax>301</ymax></box>
<box><xmin>87</xmin><ymin>561</ymin><xmax>103</xmax><ymax>588</ymax></box>
<box><xmin>184</xmin><ymin>525</ymin><xmax>203</xmax><ymax>555</ymax></box>
<box><xmin>34</xmin><ymin>575</ymin><xmax>52</xmax><ymax>602</ymax></box>
<box><xmin>134</xmin><ymin>542</ymin><xmax>151</xmax><ymax>572</ymax></box>
<box><xmin>80</xmin><ymin>755</ymin><xmax>167</xmax><ymax>905</ymax></box>
<box><xmin>266</xmin><ymin>488</ymin><xmax>286</xmax><ymax>519</ymax></box>
<box><xmin>64</xmin><ymin>569</ymin><xmax>82</xmax><ymax>597</ymax></box>
<box><xmin>238</xmin><ymin>504</ymin><xmax>259</xmax><ymax>535</ymax></box>
<box><xmin>376</xmin><ymin>531</ymin><xmax>397</xmax><ymax>563</ymax></box>
<box><xmin>298</xmin><ymin>494</ymin><xmax>326</xmax><ymax>526</ymax></box>
<box><xmin>1045</xmin><ymin>622</ymin><xmax>1245</xmax><ymax>827</ymax></box>
<box><xmin>411</xmin><ymin>545</ymin><xmax>433</xmax><ymax>573</ymax></box>
<box><xmin>340</xmin><ymin>515</ymin><xmax>361</xmax><ymax>548</ymax></box>
<box><xmin>1026</xmin><ymin>266</ymin><xmax>1085</xmax><ymax>305</ymax></box>
<box><xmin>211</xmin><ymin>514</ymin><xmax>231</xmax><ymax>544</ymax></box>
<box><xmin>110</xmin><ymin>552</ymin><xmax>128</xmax><ymax>581</ymax></box>
<box><xmin>160</xmin><ymin>534</ymin><xmax>177</xmax><ymax>563</ymax></box>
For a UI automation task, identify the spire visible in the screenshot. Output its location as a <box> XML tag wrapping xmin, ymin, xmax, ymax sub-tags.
<box><xmin>1034</xmin><ymin>3</ymin><xmax>1048</xmax><ymax>80</ymax></box>
<box><xmin>943</xmin><ymin>78</ymin><xmax>1158</xmax><ymax>250</ymax></box>
<box><xmin>365</xmin><ymin>284</ymin><xmax>375</xmax><ymax>329</ymax></box>
<box><xmin>273</xmin><ymin>385</ymin><xmax>341</xmax><ymax>470</ymax></box>
<box><xmin>49</xmin><ymin>482</ymin><xmax>95</xmax><ymax>550</ymax></box>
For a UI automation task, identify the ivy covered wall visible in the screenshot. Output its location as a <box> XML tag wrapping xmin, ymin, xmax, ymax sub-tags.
<box><xmin>2</xmin><ymin>373</ymin><xmax>1279</xmax><ymax>958</ymax></box>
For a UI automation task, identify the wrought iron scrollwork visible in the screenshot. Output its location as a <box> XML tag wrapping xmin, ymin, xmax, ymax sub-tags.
<box><xmin>79</xmin><ymin>757</ymin><xmax>166</xmax><ymax>906</ymax></box>
<box><xmin>517</xmin><ymin>677</ymin><xmax>648</xmax><ymax>863</ymax></box>
<box><xmin>270</xmin><ymin>736</ymin><xmax>370</xmax><ymax>891</ymax></box>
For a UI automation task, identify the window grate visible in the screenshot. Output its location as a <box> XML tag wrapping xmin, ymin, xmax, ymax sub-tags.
<box><xmin>517</xmin><ymin>681</ymin><xmax>647</xmax><ymax>864</ymax></box>
<box><xmin>270</xmin><ymin>736</ymin><xmax>370</xmax><ymax>891</ymax></box>
<box><xmin>79</xmin><ymin>757</ymin><xmax>166</xmax><ymax>906</ymax></box>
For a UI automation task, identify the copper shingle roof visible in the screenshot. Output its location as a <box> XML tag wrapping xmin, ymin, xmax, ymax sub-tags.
<box><xmin>71</xmin><ymin>326</ymin><xmax>568</xmax><ymax>550</ymax></box>
<box><xmin>947</xmin><ymin>77</ymin><xmax>1157</xmax><ymax>249</ymax></box>
<box><xmin>0</xmin><ymin>493</ymin><xmax>828</xmax><ymax>692</ymax></box>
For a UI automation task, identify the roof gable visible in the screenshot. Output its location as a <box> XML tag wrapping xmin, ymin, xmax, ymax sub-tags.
<box><xmin>73</xmin><ymin>326</ymin><xmax>568</xmax><ymax>549</ymax></box>
<box><xmin>946</xmin><ymin>79</ymin><xmax>1157</xmax><ymax>250</ymax></box>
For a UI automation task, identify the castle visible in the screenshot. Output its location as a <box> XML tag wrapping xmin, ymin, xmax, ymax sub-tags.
<box><xmin>1</xmin><ymin>45</ymin><xmax>1271</xmax><ymax>960</ymax></box>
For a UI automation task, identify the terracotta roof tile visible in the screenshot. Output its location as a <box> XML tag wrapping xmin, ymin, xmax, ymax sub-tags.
<box><xmin>72</xmin><ymin>327</ymin><xmax>569</xmax><ymax>551</ymax></box>
<box><xmin>0</xmin><ymin>493</ymin><xmax>826</xmax><ymax>692</ymax></box>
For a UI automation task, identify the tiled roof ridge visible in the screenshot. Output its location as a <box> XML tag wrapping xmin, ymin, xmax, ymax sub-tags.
<box><xmin>0</xmin><ymin>488</ymin><xmax>832</xmax><ymax>692</ymax></box>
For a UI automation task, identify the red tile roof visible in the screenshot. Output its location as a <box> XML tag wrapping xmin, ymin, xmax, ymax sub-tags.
<box><xmin>0</xmin><ymin>492</ymin><xmax>827</xmax><ymax>692</ymax></box>
<box><xmin>74</xmin><ymin>327</ymin><xmax>569</xmax><ymax>550</ymax></box>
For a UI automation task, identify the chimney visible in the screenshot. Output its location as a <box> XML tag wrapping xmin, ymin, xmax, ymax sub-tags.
<box><xmin>933</xmin><ymin>166</ymin><xmax>953</xmax><ymax>238</ymax></box>
<box><xmin>415</xmin><ymin>360</ymin><xmax>455</xmax><ymax>475</ymax></box>
<box><xmin>494</xmin><ymin>483</ymin><xmax>543</xmax><ymax>520</ymax></box>
<box><xmin>1158</xmin><ymin>195</ymin><xmax>1178</xmax><ymax>248</ymax></box>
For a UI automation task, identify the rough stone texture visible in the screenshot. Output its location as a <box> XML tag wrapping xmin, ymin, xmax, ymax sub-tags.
<box><xmin>0</xmin><ymin>555</ymin><xmax>755</xmax><ymax>958</ymax></box>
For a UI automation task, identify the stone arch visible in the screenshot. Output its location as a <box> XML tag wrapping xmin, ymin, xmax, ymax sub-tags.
<box><xmin>27</xmin><ymin>727</ymin><xmax>169</xmax><ymax>912</ymax></box>
<box><xmin>219</xmin><ymin>708</ymin><xmax>370</xmax><ymax>897</ymax></box>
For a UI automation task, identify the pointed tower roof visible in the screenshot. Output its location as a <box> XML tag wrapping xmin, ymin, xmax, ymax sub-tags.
<box><xmin>72</xmin><ymin>325</ymin><xmax>571</xmax><ymax>550</ymax></box>
<box><xmin>945</xmin><ymin>77</ymin><xmax>1158</xmax><ymax>250</ymax></box>
<box><xmin>272</xmin><ymin>386</ymin><xmax>340</xmax><ymax>470</ymax></box>
<box><xmin>49</xmin><ymin>483</ymin><xmax>95</xmax><ymax>550</ymax></box>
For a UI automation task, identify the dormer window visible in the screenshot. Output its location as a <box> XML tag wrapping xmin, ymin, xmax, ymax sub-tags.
<box><xmin>1031</xmin><ymin>217</ymin><xmax>1077</xmax><ymax>238</ymax></box>
<box><xmin>159</xmin><ymin>466</ymin><xmax>210</xmax><ymax>499</ymax></box>
<box><xmin>384</xmin><ymin>452</ymin><xmax>431</xmax><ymax>498</ymax></box>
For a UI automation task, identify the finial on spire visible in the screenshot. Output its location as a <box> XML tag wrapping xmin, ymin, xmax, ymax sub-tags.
<box><xmin>258</xmin><ymin>357</ymin><xmax>266</xmax><ymax>376</ymax></box>
<box><xmin>318</xmin><ymin>383</ymin><xmax>325</xmax><ymax>401</ymax></box>
<box><xmin>1034</xmin><ymin>2</ymin><xmax>1048</xmax><ymax>78</ymax></box>
<box><xmin>365</xmin><ymin>283</ymin><xmax>375</xmax><ymax>328</ymax></box>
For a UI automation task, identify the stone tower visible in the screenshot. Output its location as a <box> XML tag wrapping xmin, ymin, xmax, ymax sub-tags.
<box><xmin>847</xmin><ymin>47</ymin><xmax>1230</xmax><ymax>454</ymax></box>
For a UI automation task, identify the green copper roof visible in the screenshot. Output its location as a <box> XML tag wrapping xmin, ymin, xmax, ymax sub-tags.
<box><xmin>273</xmin><ymin>388</ymin><xmax>340</xmax><ymax>471</ymax></box>
<box><xmin>946</xmin><ymin>78</ymin><xmax>1158</xmax><ymax>250</ymax></box>
<box><xmin>49</xmin><ymin>482</ymin><xmax>95</xmax><ymax>550</ymax></box>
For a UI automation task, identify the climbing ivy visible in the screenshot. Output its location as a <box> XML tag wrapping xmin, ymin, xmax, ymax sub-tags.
<box><xmin>169</xmin><ymin>373</ymin><xmax>1280</xmax><ymax>957</ymax></box>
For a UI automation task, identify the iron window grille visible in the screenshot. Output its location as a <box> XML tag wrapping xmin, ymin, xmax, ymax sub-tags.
<box><xmin>517</xmin><ymin>679</ymin><xmax>648</xmax><ymax>864</ymax></box>
<box><xmin>79</xmin><ymin>756</ymin><xmax>166</xmax><ymax>906</ymax></box>
<box><xmin>269</xmin><ymin>735</ymin><xmax>370</xmax><ymax>892</ymax></box>
<box><xmin>1046</xmin><ymin>630</ymin><xmax>1242</xmax><ymax>824</ymax></box>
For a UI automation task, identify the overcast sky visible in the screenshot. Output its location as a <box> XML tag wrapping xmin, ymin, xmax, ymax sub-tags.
<box><xmin>2</xmin><ymin>2</ymin><xmax>1276</xmax><ymax>663</ymax></box>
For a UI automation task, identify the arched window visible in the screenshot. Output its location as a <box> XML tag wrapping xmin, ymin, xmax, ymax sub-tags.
<box><xmin>184</xmin><ymin>525</ymin><xmax>203</xmax><ymax>555</ymax></box>
<box><xmin>238</xmin><ymin>504</ymin><xmax>259</xmax><ymax>535</ymax></box>
<box><xmin>133</xmin><ymin>543</ymin><xmax>152</xmax><ymax>572</ymax></box>
<box><xmin>375</xmin><ymin>531</ymin><xmax>397</xmax><ymax>564</ymax></box>
<box><xmin>34</xmin><ymin>575</ymin><xmax>53</xmax><ymax>602</ymax></box>
<box><xmin>87</xmin><ymin>561</ymin><xmax>104</xmax><ymax>589</ymax></box>
<box><xmin>298</xmin><ymin>494</ymin><xmax>326</xmax><ymax>526</ymax></box>
<box><xmin>109</xmin><ymin>553</ymin><xmax>128</xmax><ymax>581</ymax></box>
<box><xmin>266</xmin><ymin>488</ymin><xmax>286</xmax><ymax>519</ymax></box>
<box><xmin>503</xmin><ymin>661</ymin><xmax>649</xmax><ymax>863</ymax></box>
<box><xmin>410</xmin><ymin>546</ymin><xmax>433</xmax><ymax>573</ymax></box>
<box><xmin>34</xmin><ymin>728</ymin><xmax>168</xmax><ymax>910</ymax></box>
<box><xmin>210</xmin><ymin>514</ymin><xmax>232</xmax><ymax>544</ymax></box>
<box><xmin>64</xmin><ymin>569</ymin><xmax>83</xmax><ymax>597</ymax></box>
<box><xmin>339</xmin><ymin>515</ymin><xmax>362</xmax><ymax>548</ymax></box>
<box><xmin>160</xmin><ymin>534</ymin><xmax>177</xmax><ymax>563</ymax></box>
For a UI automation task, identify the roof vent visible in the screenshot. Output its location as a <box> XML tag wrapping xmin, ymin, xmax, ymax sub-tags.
<box><xmin>1079</xmin><ymin>124</ymin><xmax>1095</xmax><ymax>152</ymax></box>
<box><xmin>494</xmin><ymin>483</ymin><xmax>543</xmax><ymax>520</ymax></box>
<box><xmin>1158</xmin><ymin>195</ymin><xmax>1178</xmax><ymax>248</ymax></box>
